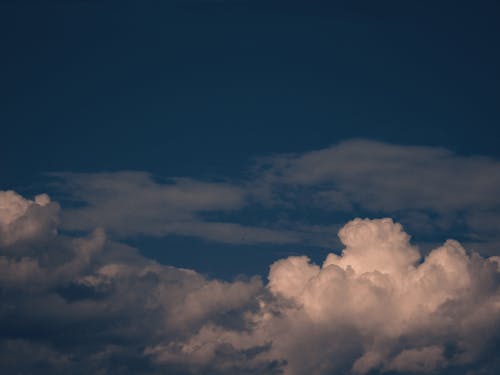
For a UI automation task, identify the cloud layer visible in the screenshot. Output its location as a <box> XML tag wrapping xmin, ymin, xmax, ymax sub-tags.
<box><xmin>1</xmin><ymin>190</ymin><xmax>499</xmax><ymax>374</ymax></box>
<box><xmin>252</xmin><ymin>139</ymin><xmax>500</xmax><ymax>250</ymax></box>
<box><xmin>50</xmin><ymin>140</ymin><xmax>500</xmax><ymax>253</ymax></box>
<box><xmin>53</xmin><ymin>171</ymin><xmax>297</xmax><ymax>245</ymax></box>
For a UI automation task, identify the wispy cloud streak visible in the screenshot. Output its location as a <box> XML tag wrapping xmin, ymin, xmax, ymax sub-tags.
<box><xmin>50</xmin><ymin>140</ymin><xmax>500</xmax><ymax>253</ymax></box>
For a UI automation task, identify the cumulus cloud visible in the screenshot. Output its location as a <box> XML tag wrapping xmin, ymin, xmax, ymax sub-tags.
<box><xmin>177</xmin><ymin>218</ymin><xmax>498</xmax><ymax>375</ymax></box>
<box><xmin>1</xmin><ymin>190</ymin><xmax>499</xmax><ymax>374</ymax></box>
<box><xmin>262</xmin><ymin>219</ymin><xmax>500</xmax><ymax>374</ymax></box>
<box><xmin>0</xmin><ymin>190</ymin><xmax>59</xmax><ymax>247</ymax></box>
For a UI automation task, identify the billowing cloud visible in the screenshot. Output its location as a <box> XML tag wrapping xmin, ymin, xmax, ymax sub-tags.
<box><xmin>1</xmin><ymin>190</ymin><xmax>499</xmax><ymax>374</ymax></box>
<box><xmin>0</xmin><ymin>190</ymin><xmax>59</xmax><ymax>247</ymax></box>
<box><xmin>152</xmin><ymin>218</ymin><xmax>500</xmax><ymax>375</ymax></box>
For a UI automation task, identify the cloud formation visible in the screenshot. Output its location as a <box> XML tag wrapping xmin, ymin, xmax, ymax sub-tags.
<box><xmin>1</xmin><ymin>190</ymin><xmax>499</xmax><ymax>374</ymax></box>
<box><xmin>52</xmin><ymin>171</ymin><xmax>297</xmax><ymax>245</ymax></box>
<box><xmin>0</xmin><ymin>190</ymin><xmax>59</xmax><ymax>247</ymax></box>
<box><xmin>253</xmin><ymin>139</ymin><xmax>500</xmax><ymax>251</ymax></box>
<box><xmin>257</xmin><ymin>139</ymin><xmax>500</xmax><ymax>211</ymax></box>
<box><xmin>49</xmin><ymin>140</ymin><xmax>500</xmax><ymax>253</ymax></box>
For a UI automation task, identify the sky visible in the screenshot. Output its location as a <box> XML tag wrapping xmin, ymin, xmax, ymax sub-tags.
<box><xmin>1</xmin><ymin>1</ymin><xmax>500</xmax><ymax>374</ymax></box>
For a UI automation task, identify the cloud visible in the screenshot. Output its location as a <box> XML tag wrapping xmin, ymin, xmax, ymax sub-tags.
<box><xmin>231</xmin><ymin>218</ymin><xmax>500</xmax><ymax>375</ymax></box>
<box><xmin>50</xmin><ymin>171</ymin><xmax>296</xmax><ymax>245</ymax></box>
<box><xmin>47</xmin><ymin>141</ymin><xmax>500</xmax><ymax>253</ymax></box>
<box><xmin>1</xmin><ymin>190</ymin><xmax>499</xmax><ymax>374</ymax></box>
<box><xmin>145</xmin><ymin>217</ymin><xmax>500</xmax><ymax>375</ymax></box>
<box><xmin>53</xmin><ymin>171</ymin><xmax>245</xmax><ymax>232</ymax></box>
<box><xmin>251</xmin><ymin>139</ymin><xmax>500</xmax><ymax>252</ymax></box>
<box><xmin>383</xmin><ymin>346</ymin><xmax>446</xmax><ymax>373</ymax></box>
<box><xmin>256</xmin><ymin>139</ymin><xmax>500</xmax><ymax>213</ymax></box>
<box><xmin>0</xmin><ymin>190</ymin><xmax>59</xmax><ymax>247</ymax></box>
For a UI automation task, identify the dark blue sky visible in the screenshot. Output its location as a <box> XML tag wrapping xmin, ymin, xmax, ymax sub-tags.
<box><xmin>2</xmin><ymin>0</ymin><xmax>500</xmax><ymax>185</ymax></box>
<box><xmin>2</xmin><ymin>0</ymin><xmax>500</xmax><ymax>278</ymax></box>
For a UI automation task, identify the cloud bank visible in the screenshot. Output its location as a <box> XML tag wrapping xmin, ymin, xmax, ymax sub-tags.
<box><xmin>50</xmin><ymin>140</ymin><xmax>500</xmax><ymax>253</ymax></box>
<box><xmin>1</xmin><ymin>190</ymin><xmax>499</xmax><ymax>374</ymax></box>
<box><xmin>252</xmin><ymin>139</ymin><xmax>500</xmax><ymax>250</ymax></box>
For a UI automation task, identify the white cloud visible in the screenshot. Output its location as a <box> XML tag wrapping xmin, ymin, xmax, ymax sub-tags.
<box><xmin>0</xmin><ymin>190</ymin><xmax>59</xmax><ymax>247</ymax></box>
<box><xmin>147</xmin><ymin>217</ymin><xmax>500</xmax><ymax>375</ymax></box>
